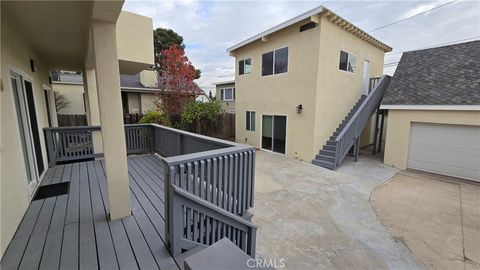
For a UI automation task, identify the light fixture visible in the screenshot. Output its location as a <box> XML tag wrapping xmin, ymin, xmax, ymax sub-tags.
<box><xmin>30</xmin><ymin>59</ymin><xmax>36</xmax><ymax>72</ymax></box>
<box><xmin>296</xmin><ymin>104</ymin><xmax>303</xmax><ymax>114</ymax></box>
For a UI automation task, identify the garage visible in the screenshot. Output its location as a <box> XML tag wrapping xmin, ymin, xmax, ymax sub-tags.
<box><xmin>407</xmin><ymin>123</ymin><xmax>480</xmax><ymax>182</ymax></box>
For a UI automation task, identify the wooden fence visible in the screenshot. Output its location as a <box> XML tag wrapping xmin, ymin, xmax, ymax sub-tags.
<box><xmin>57</xmin><ymin>113</ymin><xmax>144</xmax><ymax>127</ymax></box>
<box><xmin>187</xmin><ymin>113</ymin><xmax>235</xmax><ymax>141</ymax></box>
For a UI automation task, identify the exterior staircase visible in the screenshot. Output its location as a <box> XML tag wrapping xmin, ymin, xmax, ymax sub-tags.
<box><xmin>312</xmin><ymin>76</ymin><xmax>391</xmax><ymax>170</ymax></box>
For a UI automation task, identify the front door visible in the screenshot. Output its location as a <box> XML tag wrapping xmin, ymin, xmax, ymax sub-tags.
<box><xmin>362</xmin><ymin>59</ymin><xmax>371</xmax><ymax>95</ymax></box>
<box><xmin>11</xmin><ymin>70</ymin><xmax>44</xmax><ymax>193</ymax></box>
<box><xmin>262</xmin><ymin>115</ymin><xmax>287</xmax><ymax>154</ymax></box>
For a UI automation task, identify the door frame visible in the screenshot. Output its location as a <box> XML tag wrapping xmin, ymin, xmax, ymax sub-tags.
<box><xmin>259</xmin><ymin>113</ymin><xmax>288</xmax><ymax>155</ymax></box>
<box><xmin>8</xmin><ymin>65</ymin><xmax>46</xmax><ymax>197</ymax></box>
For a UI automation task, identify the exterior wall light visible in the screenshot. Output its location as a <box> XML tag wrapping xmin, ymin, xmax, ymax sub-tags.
<box><xmin>30</xmin><ymin>59</ymin><xmax>37</xmax><ymax>72</ymax></box>
<box><xmin>296</xmin><ymin>104</ymin><xmax>303</xmax><ymax>114</ymax></box>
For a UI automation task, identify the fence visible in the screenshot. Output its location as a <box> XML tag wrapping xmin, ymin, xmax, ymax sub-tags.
<box><xmin>57</xmin><ymin>113</ymin><xmax>144</xmax><ymax>127</ymax></box>
<box><xmin>187</xmin><ymin>113</ymin><xmax>235</xmax><ymax>141</ymax></box>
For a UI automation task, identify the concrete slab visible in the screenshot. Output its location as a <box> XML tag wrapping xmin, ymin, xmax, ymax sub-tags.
<box><xmin>252</xmin><ymin>151</ymin><xmax>423</xmax><ymax>270</ymax></box>
<box><xmin>371</xmin><ymin>171</ymin><xmax>480</xmax><ymax>270</ymax></box>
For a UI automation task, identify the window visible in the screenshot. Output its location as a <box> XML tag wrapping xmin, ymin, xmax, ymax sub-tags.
<box><xmin>339</xmin><ymin>50</ymin><xmax>356</xmax><ymax>73</ymax></box>
<box><xmin>262</xmin><ymin>47</ymin><xmax>288</xmax><ymax>76</ymax></box>
<box><xmin>221</xmin><ymin>88</ymin><xmax>235</xmax><ymax>101</ymax></box>
<box><xmin>239</xmin><ymin>58</ymin><xmax>251</xmax><ymax>75</ymax></box>
<box><xmin>246</xmin><ymin>111</ymin><xmax>255</xmax><ymax>131</ymax></box>
<box><xmin>300</xmin><ymin>22</ymin><xmax>317</xmax><ymax>32</ymax></box>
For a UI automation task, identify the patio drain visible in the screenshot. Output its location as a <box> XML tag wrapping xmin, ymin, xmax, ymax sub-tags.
<box><xmin>33</xmin><ymin>182</ymin><xmax>69</xmax><ymax>201</ymax></box>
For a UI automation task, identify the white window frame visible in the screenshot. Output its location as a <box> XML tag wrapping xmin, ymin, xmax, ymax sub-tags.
<box><xmin>246</xmin><ymin>110</ymin><xmax>255</xmax><ymax>131</ymax></box>
<box><xmin>221</xmin><ymin>87</ymin><xmax>235</xmax><ymax>101</ymax></box>
<box><xmin>239</xmin><ymin>58</ymin><xmax>252</xmax><ymax>75</ymax></box>
<box><xmin>261</xmin><ymin>46</ymin><xmax>289</xmax><ymax>77</ymax></box>
<box><xmin>338</xmin><ymin>50</ymin><xmax>356</xmax><ymax>73</ymax></box>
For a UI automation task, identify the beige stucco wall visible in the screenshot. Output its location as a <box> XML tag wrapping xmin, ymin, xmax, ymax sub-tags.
<box><xmin>313</xmin><ymin>15</ymin><xmax>385</xmax><ymax>158</ymax></box>
<box><xmin>216</xmin><ymin>83</ymin><xmax>236</xmax><ymax>112</ymax></box>
<box><xmin>234</xmin><ymin>15</ymin><xmax>386</xmax><ymax>161</ymax></box>
<box><xmin>52</xmin><ymin>82</ymin><xmax>86</xmax><ymax>114</ymax></box>
<box><xmin>116</xmin><ymin>11</ymin><xmax>154</xmax><ymax>74</ymax></box>
<box><xmin>234</xmin><ymin>18</ymin><xmax>321</xmax><ymax>160</ymax></box>
<box><xmin>0</xmin><ymin>19</ymin><xmax>55</xmax><ymax>256</ymax></box>
<box><xmin>384</xmin><ymin>110</ymin><xmax>480</xmax><ymax>170</ymax></box>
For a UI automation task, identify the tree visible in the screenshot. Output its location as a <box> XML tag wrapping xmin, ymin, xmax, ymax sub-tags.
<box><xmin>54</xmin><ymin>91</ymin><xmax>70</xmax><ymax>112</ymax></box>
<box><xmin>153</xmin><ymin>27</ymin><xmax>201</xmax><ymax>79</ymax></box>
<box><xmin>154</xmin><ymin>44</ymin><xmax>198</xmax><ymax>120</ymax></box>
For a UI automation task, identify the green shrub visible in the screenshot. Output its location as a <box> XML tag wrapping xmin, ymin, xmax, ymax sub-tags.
<box><xmin>181</xmin><ymin>101</ymin><xmax>223</xmax><ymax>125</ymax></box>
<box><xmin>139</xmin><ymin>111</ymin><xmax>171</xmax><ymax>126</ymax></box>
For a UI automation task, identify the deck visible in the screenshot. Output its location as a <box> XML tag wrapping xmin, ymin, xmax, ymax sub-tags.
<box><xmin>1</xmin><ymin>155</ymin><xmax>179</xmax><ymax>270</ymax></box>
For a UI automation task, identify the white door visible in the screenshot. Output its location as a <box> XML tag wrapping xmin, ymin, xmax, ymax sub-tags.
<box><xmin>407</xmin><ymin>123</ymin><xmax>480</xmax><ymax>182</ymax></box>
<box><xmin>362</xmin><ymin>59</ymin><xmax>370</xmax><ymax>95</ymax></box>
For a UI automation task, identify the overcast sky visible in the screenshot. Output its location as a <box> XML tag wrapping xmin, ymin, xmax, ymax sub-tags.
<box><xmin>123</xmin><ymin>0</ymin><xmax>480</xmax><ymax>94</ymax></box>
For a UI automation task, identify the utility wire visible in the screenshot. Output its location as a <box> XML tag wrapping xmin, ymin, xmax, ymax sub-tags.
<box><xmin>386</xmin><ymin>36</ymin><xmax>480</xmax><ymax>55</ymax></box>
<box><xmin>368</xmin><ymin>0</ymin><xmax>459</xmax><ymax>33</ymax></box>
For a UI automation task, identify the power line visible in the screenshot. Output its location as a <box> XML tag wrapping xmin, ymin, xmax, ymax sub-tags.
<box><xmin>368</xmin><ymin>0</ymin><xmax>459</xmax><ymax>33</ymax></box>
<box><xmin>386</xmin><ymin>36</ymin><xmax>480</xmax><ymax>55</ymax></box>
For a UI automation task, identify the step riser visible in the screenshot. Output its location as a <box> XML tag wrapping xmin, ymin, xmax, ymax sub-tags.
<box><xmin>319</xmin><ymin>150</ymin><xmax>335</xmax><ymax>157</ymax></box>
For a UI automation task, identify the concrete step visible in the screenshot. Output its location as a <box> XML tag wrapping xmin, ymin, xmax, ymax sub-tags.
<box><xmin>315</xmin><ymin>154</ymin><xmax>335</xmax><ymax>163</ymax></box>
<box><xmin>319</xmin><ymin>149</ymin><xmax>335</xmax><ymax>157</ymax></box>
<box><xmin>312</xmin><ymin>159</ymin><xmax>336</xmax><ymax>170</ymax></box>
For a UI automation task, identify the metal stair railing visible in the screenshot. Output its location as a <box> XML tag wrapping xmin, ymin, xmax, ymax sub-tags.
<box><xmin>333</xmin><ymin>75</ymin><xmax>391</xmax><ymax>168</ymax></box>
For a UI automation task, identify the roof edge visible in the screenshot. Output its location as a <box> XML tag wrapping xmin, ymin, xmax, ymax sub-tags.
<box><xmin>226</xmin><ymin>5</ymin><xmax>392</xmax><ymax>53</ymax></box>
<box><xmin>380</xmin><ymin>105</ymin><xmax>480</xmax><ymax>111</ymax></box>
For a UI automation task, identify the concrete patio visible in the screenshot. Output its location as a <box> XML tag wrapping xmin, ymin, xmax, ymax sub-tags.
<box><xmin>371</xmin><ymin>171</ymin><xmax>480</xmax><ymax>270</ymax></box>
<box><xmin>252</xmin><ymin>151</ymin><xmax>424</xmax><ymax>269</ymax></box>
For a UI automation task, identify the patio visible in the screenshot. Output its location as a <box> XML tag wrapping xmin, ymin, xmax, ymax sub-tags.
<box><xmin>1</xmin><ymin>155</ymin><xmax>178</xmax><ymax>270</ymax></box>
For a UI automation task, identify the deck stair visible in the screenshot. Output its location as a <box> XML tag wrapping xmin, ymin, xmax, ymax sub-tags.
<box><xmin>312</xmin><ymin>76</ymin><xmax>391</xmax><ymax>170</ymax></box>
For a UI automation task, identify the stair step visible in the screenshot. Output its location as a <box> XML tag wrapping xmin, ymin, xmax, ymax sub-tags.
<box><xmin>315</xmin><ymin>154</ymin><xmax>335</xmax><ymax>162</ymax></box>
<box><xmin>319</xmin><ymin>149</ymin><xmax>335</xmax><ymax>157</ymax></box>
<box><xmin>312</xmin><ymin>159</ymin><xmax>336</xmax><ymax>170</ymax></box>
<box><xmin>326</xmin><ymin>140</ymin><xmax>336</xmax><ymax>146</ymax></box>
<box><xmin>323</xmin><ymin>145</ymin><xmax>336</xmax><ymax>151</ymax></box>
<box><xmin>333</xmin><ymin>131</ymin><xmax>340</xmax><ymax>136</ymax></box>
<box><xmin>329</xmin><ymin>135</ymin><xmax>337</xmax><ymax>141</ymax></box>
<box><xmin>173</xmin><ymin>245</ymin><xmax>207</xmax><ymax>270</ymax></box>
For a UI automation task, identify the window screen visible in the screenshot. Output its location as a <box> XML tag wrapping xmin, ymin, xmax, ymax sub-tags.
<box><xmin>239</xmin><ymin>60</ymin><xmax>245</xmax><ymax>75</ymax></box>
<box><xmin>274</xmin><ymin>47</ymin><xmax>288</xmax><ymax>74</ymax></box>
<box><xmin>339</xmin><ymin>50</ymin><xmax>356</xmax><ymax>73</ymax></box>
<box><xmin>262</xmin><ymin>52</ymin><xmax>274</xmax><ymax>76</ymax></box>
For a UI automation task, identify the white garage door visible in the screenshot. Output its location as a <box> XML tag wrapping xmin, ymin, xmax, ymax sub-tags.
<box><xmin>408</xmin><ymin>123</ymin><xmax>480</xmax><ymax>182</ymax></box>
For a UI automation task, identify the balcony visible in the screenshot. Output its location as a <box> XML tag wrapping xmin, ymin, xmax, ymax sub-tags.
<box><xmin>1</xmin><ymin>125</ymin><xmax>256</xmax><ymax>269</ymax></box>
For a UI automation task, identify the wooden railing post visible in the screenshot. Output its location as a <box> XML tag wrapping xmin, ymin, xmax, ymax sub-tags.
<box><xmin>44</xmin><ymin>129</ymin><xmax>56</xmax><ymax>167</ymax></box>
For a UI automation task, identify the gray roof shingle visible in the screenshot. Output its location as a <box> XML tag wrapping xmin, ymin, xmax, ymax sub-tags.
<box><xmin>382</xmin><ymin>40</ymin><xmax>480</xmax><ymax>106</ymax></box>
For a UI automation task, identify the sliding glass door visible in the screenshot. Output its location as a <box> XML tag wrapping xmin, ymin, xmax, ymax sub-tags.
<box><xmin>262</xmin><ymin>115</ymin><xmax>286</xmax><ymax>154</ymax></box>
<box><xmin>11</xmin><ymin>70</ymin><xmax>44</xmax><ymax>190</ymax></box>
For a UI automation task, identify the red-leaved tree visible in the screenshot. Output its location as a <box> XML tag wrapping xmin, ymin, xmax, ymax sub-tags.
<box><xmin>154</xmin><ymin>45</ymin><xmax>198</xmax><ymax>120</ymax></box>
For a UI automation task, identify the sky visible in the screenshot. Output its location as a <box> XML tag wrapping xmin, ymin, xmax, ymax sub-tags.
<box><xmin>123</xmin><ymin>0</ymin><xmax>480</xmax><ymax>95</ymax></box>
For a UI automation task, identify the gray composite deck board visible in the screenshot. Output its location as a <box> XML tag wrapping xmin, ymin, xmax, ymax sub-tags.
<box><xmin>1</xmin><ymin>155</ymin><xmax>177</xmax><ymax>269</ymax></box>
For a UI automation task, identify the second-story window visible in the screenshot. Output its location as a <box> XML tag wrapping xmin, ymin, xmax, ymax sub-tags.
<box><xmin>262</xmin><ymin>47</ymin><xmax>289</xmax><ymax>76</ymax></box>
<box><xmin>221</xmin><ymin>87</ymin><xmax>235</xmax><ymax>101</ymax></box>
<box><xmin>239</xmin><ymin>58</ymin><xmax>251</xmax><ymax>75</ymax></box>
<box><xmin>339</xmin><ymin>50</ymin><xmax>356</xmax><ymax>73</ymax></box>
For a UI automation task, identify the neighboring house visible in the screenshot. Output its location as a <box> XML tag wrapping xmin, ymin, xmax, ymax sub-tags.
<box><xmin>381</xmin><ymin>41</ymin><xmax>480</xmax><ymax>182</ymax></box>
<box><xmin>214</xmin><ymin>80</ymin><xmax>236</xmax><ymax>113</ymax></box>
<box><xmin>53</xmin><ymin>69</ymin><xmax>160</xmax><ymax>114</ymax></box>
<box><xmin>227</xmin><ymin>5</ymin><xmax>391</xmax><ymax>165</ymax></box>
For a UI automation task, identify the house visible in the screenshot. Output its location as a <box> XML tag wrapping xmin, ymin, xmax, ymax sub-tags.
<box><xmin>214</xmin><ymin>80</ymin><xmax>236</xmax><ymax>113</ymax></box>
<box><xmin>53</xmin><ymin>69</ymin><xmax>161</xmax><ymax>115</ymax></box>
<box><xmin>1</xmin><ymin>1</ymin><xmax>256</xmax><ymax>267</ymax></box>
<box><xmin>227</xmin><ymin>5</ymin><xmax>392</xmax><ymax>168</ymax></box>
<box><xmin>381</xmin><ymin>41</ymin><xmax>480</xmax><ymax>182</ymax></box>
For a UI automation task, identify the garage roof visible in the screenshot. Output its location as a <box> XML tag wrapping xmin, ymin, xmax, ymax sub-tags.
<box><xmin>382</xmin><ymin>40</ymin><xmax>480</xmax><ymax>106</ymax></box>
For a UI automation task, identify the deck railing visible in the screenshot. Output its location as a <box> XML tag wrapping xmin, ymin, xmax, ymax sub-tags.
<box><xmin>43</xmin><ymin>123</ymin><xmax>256</xmax><ymax>257</ymax></box>
<box><xmin>334</xmin><ymin>76</ymin><xmax>391</xmax><ymax>167</ymax></box>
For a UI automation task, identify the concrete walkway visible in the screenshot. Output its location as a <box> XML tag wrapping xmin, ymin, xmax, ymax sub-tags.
<box><xmin>371</xmin><ymin>171</ymin><xmax>480</xmax><ymax>270</ymax></box>
<box><xmin>252</xmin><ymin>151</ymin><xmax>424</xmax><ymax>270</ymax></box>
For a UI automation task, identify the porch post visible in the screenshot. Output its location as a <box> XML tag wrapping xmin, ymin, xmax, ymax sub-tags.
<box><xmin>83</xmin><ymin>69</ymin><xmax>103</xmax><ymax>155</ymax></box>
<box><xmin>91</xmin><ymin>20</ymin><xmax>131</xmax><ymax>220</ymax></box>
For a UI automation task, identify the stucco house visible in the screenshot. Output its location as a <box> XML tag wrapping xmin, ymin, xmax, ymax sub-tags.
<box><xmin>227</xmin><ymin>5</ymin><xmax>392</xmax><ymax>168</ymax></box>
<box><xmin>214</xmin><ymin>80</ymin><xmax>236</xmax><ymax>113</ymax></box>
<box><xmin>382</xmin><ymin>41</ymin><xmax>480</xmax><ymax>182</ymax></box>
<box><xmin>1</xmin><ymin>2</ymin><xmax>257</xmax><ymax>267</ymax></box>
<box><xmin>53</xmin><ymin>69</ymin><xmax>160</xmax><ymax>115</ymax></box>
